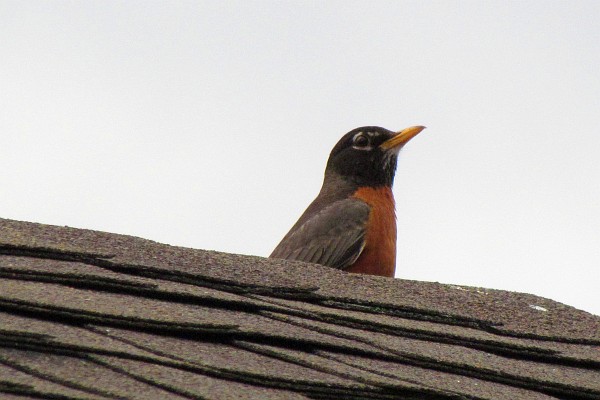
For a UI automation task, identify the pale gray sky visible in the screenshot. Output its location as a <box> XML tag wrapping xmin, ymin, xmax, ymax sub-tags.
<box><xmin>2</xmin><ymin>1</ymin><xmax>599</xmax><ymax>315</ymax></box>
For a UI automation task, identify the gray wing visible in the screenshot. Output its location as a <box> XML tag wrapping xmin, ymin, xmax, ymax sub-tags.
<box><xmin>270</xmin><ymin>198</ymin><xmax>370</xmax><ymax>270</ymax></box>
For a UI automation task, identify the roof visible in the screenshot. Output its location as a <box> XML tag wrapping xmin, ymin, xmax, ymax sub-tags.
<box><xmin>0</xmin><ymin>217</ymin><xmax>598</xmax><ymax>400</ymax></box>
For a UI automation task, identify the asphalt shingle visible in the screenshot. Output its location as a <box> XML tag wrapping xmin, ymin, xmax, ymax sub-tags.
<box><xmin>1</xmin><ymin>217</ymin><xmax>598</xmax><ymax>400</ymax></box>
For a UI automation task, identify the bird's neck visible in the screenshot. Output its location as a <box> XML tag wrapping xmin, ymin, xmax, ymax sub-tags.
<box><xmin>317</xmin><ymin>172</ymin><xmax>358</xmax><ymax>201</ymax></box>
<box><xmin>320</xmin><ymin>171</ymin><xmax>394</xmax><ymax>200</ymax></box>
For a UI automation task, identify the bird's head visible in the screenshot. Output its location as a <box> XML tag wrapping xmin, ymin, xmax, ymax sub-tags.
<box><xmin>325</xmin><ymin>125</ymin><xmax>425</xmax><ymax>188</ymax></box>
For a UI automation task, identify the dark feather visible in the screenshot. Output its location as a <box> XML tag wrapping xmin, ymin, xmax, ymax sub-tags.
<box><xmin>270</xmin><ymin>198</ymin><xmax>370</xmax><ymax>270</ymax></box>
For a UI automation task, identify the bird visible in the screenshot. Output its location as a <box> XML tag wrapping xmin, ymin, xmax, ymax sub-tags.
<box><xmin>270</xmin><ymin>125</ymin><xmax>425</xmax><ymax>277</ymax></box>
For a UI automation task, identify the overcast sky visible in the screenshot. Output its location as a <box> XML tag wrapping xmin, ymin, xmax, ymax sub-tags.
<box><xmin>2</xmin><ymin>1</ymin><xmax>599</xmax><ymax>315</ymax></box>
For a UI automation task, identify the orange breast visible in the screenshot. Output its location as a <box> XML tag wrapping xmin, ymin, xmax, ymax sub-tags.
<box><xmin>346</xmin><ymin>186</ymin><xmax>397</xmax><ymax>277</ymax></box>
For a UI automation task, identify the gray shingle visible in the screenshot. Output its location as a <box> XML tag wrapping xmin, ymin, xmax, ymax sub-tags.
<box><xmin>1</xmin><ymin>217</ymin><xmax>598</xmax><ymax>400</ymax></box>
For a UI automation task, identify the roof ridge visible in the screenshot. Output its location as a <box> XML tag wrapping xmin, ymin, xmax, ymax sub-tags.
<box><xmin>1</xmin><ymin>217</ymin><xmax>598</xmax><ymax>400</ymax></box>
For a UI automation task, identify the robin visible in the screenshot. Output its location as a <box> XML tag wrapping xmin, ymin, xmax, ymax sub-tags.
<box><xmin>270</xmin><ymin>125</ymin><xmax>425</xmax><ymax>277</ymax></box>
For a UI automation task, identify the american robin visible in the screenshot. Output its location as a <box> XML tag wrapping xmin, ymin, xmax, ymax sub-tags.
<box><xmin>270</xmin><ymin>125</ymin><xmax>425</xmax><ymax>277</ymax></box>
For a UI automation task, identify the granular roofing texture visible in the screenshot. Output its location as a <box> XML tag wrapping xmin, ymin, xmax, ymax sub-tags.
<box><xmin>0</xmin><ymin>217</ymin><xmax>598</xmax><ymax>400</ymax></box>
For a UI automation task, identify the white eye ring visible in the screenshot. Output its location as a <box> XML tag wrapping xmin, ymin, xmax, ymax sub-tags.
<box><xmin>352</xmin><ymin>133</ymin><xmax>370</xmax><ymax>148</ymax></box>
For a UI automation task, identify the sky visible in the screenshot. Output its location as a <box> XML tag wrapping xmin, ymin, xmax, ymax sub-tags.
<box><xmin>1</xmin><ymin>1</ymin><xmax>599</xmax><ymax>315</ymax></box>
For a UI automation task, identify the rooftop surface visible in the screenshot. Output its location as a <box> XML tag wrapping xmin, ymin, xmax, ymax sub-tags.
<box><xmin>0</xmin><ymin>217</ymin><xmax>598</xmax><ymax>399</ymax></box>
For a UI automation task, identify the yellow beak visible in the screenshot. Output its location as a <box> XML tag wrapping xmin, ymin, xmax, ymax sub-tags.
<box><xmin>380</xmin><ymin>125</ymin><xmax>426</xmax><ymax>150</ymax></box>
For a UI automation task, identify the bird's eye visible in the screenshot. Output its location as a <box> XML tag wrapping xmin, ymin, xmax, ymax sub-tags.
<box><xmin>352</xmin><ymin>133</ymin><xmax>370</xmax><ymax>148</ymax></box>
